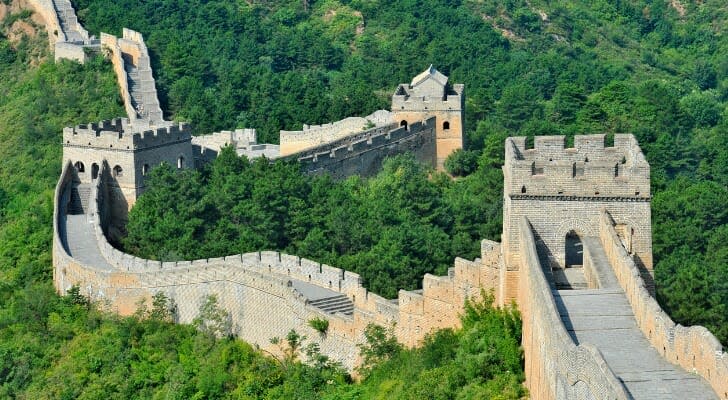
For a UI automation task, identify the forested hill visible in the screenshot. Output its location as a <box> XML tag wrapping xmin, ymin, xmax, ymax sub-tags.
<box><xmin>0</xmin><ymin>0</ymin><xmax>725</xmax><ymax>397</ymax></box>
<box><xmin>0</xmin><ymin>5</ymin><xmax>527</xmax><ymax>399</ymax></box>
<box><xmin>98</xmin><ymin>0</ymin><xmax>728</xmax><ymax>345</ymax></box>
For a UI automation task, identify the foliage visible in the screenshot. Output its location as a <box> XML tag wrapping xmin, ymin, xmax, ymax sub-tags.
<box><xmin>444</xmin><ymin>149</ymin><xmax>480</xmax><ymax>177</ymax></box>
<box><xmin>124</xmin><ymin>151</ymin><xmax>492</xmax><ymax>298</ymax></box>
<box><xmin>333</xmin><ymin>292</ymin><xmax>526</xmax><ymax>399</ymax></box>
<box><xmin>356</xmin><ymin>323</ymin><xmax>402</xmax><ymax>377</ymax></box>
<box><xmin>113</xmin><ymin>0</ymin><xmax>728</xmax><ymax>346</ymax></box>
<box><xmin>1</xmin><ymin>0</ymin><xmax>728</xmax><ymax>397</ymax></box>
<box><xmin>308</xmin><ymin>317</ymin><xmax>329</xmax><ymax>334</ymax></box>
<box><xmin>192</xmin><ymin>294</ymin><xmax>232</xmax><ymax>338</ymax></box>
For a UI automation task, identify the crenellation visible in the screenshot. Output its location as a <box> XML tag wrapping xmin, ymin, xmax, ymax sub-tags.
<box><xmin>49</xmin><ymin>21</ymin><xmax>725</xmax><ymax>391</ymax></box>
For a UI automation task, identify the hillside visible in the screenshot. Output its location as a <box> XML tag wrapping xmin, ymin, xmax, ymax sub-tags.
<box><xmin>0</xmin><ymin>6</ymin><xmax>525</xmax><ymax>399</ymax></box>
<box><xmin>0</xmin><ymin>0</ymin><xmax>726</xmax><ymax>397</ymax></box>
<box><xmin>75</xmin><ymin>0</ymin><xmax>728</xmax><ymax>345</ymax></box>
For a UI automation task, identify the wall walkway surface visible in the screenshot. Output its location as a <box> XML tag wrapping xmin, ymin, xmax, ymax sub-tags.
<box><xmin>517</xmin><ymin>217</ymin><xmax>630</xmax><ymax>400</ymax></box>
<box><xmin>53</xmin><ymin>162</ymin><xmax>491</xmax><ymax>370</ymax></box>
<box><xmin>600</xmin><ymin>210</ymin><xmax>728</xmax><ymax>398</ymax></box>
<box><xmin>36</xmin><ymin>0</ymin><xmax>727</xmax><ymax>390</ymax></box>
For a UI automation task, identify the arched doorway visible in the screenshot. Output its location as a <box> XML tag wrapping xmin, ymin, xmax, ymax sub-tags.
<box><xmin>565</xmin><ymin>230</ymin><xmax>583</xmax><ymax>267</ymax></box>
<box><xmin>74</xmin><ymin>161</ymin><xmax>85</xmax><ymax>173</ymax></box>
<box><xmin>91</xmin><ymin>163</ymin><xmax>99</xmax><ymax>180</ymax></box>
<box><xmin>400</xmin><ymin>120</ymin><xmax>408</xmax><ymax>130</ymax></box>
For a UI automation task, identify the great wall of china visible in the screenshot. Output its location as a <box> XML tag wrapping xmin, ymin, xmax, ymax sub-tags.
<box><xmin>19</xmin><ymin>1</ymin><xmax>728</xmax><ymax>398</ymax></box>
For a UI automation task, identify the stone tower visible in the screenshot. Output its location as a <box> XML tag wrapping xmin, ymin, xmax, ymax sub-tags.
<box><xmin>391</xmin><ymin>65</ymin><xmax>464</xmax><ymax>170</ymax></box>
<box><xmin>499</xmin><ymin>134</ymin><xmax>653</xmax><ymax>304</ymax></box>
<box><xmin>62</xmin><ymin>118</ymin><xmax>194</xmax><ymax>211</ymax></box>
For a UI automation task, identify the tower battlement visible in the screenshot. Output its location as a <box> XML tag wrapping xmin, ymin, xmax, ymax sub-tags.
<box><xmin>63</xmin><ymin>119</ymin><xmax>192</xmax><ymax>151</ymax></box>
<box><xmin>504</xmin><ymin>134</ymin><xmax>650</xmax><ymax>199</ymax></box>
<box><xmin>391</xmin><ymin>83</ymin><xmax>464</xmax><ymax>111</ymax></box>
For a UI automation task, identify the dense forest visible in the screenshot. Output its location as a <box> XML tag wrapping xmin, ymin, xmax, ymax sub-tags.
<box><xmin>0</xmin><ymin>0</ymin><xmax>727</xmax><ymax>397</ymax></box>
<box><xmin>0</xmin><ymin>5</ymin><xmax>526</xmax><ymax>398</ymax></box>
<box><xmin>101</xmin><ymin>0</ymin><xmax>728</xmax><ymax>345</ymax></box>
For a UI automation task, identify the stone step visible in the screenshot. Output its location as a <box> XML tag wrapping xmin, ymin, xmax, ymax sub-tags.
<box><xmin>552</xmin><ymin>266</ymin><xmax>588</xmax><ymax>290</ymax></box>
<box><xmin>309</xmin><ymin>295</ymin><xmax>351</xmax><ymax>307</ymax></box>
<box><xmin>308</xmin><ymin>295</ymin><xmax>354</xmax><ymax>315</ymax></box>
<box><xmin>67</xmin><ymin>188</ymin><xmax>84</xmax><ymax>215</ymax></box>
<box><xmin>68</xmin><ymin>184</ymin><xmax>91</xmax><ymax>215</ymax></box>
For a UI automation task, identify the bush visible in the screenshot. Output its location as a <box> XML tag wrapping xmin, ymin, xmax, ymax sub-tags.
<box><xmin>444</xmin><ymin>149</ymin><xmax>479</xmax><ymax>177</ymax></box>
<box><xmin>308</xmin><ymin>317</ymin><xmax>329</xmax><ymax>334</ymax></box>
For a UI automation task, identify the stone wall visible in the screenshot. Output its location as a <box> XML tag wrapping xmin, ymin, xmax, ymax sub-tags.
<box><xmin>101</xmin><ymin>33</ymin><xmax>138</xmax><ymax>120</ymax></box>
<box><xmin>25</xmin><ymin>0</ymin><xmax>64</xmax><ymax>44</ymax></box>
<box><xmin>294</xmin><ymin>117</ymin><xmax>436</xmax><ymax>179</ymax></box>
<box><xmin>191</xmin><ymin>128</ymin><xmax>279</xmax><ymax>164</ymax></box>
<box><xmin>53</xmin><ymin>162</ymin><xmax>498</xmax><ymax>370</ymax></box>
<box><xmin>517</xmin><ymin>216</ymin><xmax>630</xmax><ymax>399</ymax></box>
<box><xmin>280</xmin><ymin>110</ymin><xmax>392</xmax><ymax>155</ymax></box>
<box><xmin>100</xmin><ymin>29</ymin><xmax>164</xmax><ymax>123</ymax></box>
<box><xmin>600</xmin><ymin>210</ymin><xmax>728</xmax><ymax>399</ymax></box>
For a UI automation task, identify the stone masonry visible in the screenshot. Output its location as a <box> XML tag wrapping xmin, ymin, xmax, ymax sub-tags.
<box><xmin>33</xmin><ymin>2</ymin><xmax>726</xmax><ymax>397</ymax></box>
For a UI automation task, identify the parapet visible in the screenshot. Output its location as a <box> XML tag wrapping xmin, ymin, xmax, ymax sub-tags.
<box><xmin>63</xmin><ymin>118</ymin><xmax>192</xmax><ymax>151</ymax></box>
<box><xmin>280</xmin><ymin>110</ymin><xmax>392</xmax><ymax>155</ymax></box>
<box><xmin>192</xmin><ymin>128</ymin><xmax>279</xmax><ymax>160</ymax></box>
<box><xmin>293</xmin><ymin>116</ymin><xmax>436</xmax><ymax>175</ymax></box>
<box><xmin>504</xmin><ymin>134</ymin><xmax>650</xmax><ymax>199</ymax></box>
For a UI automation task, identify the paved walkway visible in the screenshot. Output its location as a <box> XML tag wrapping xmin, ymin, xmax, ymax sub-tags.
<box><xmin>553</xmin><ymin>238</ymin><xmax>717</xmax><ymax>399</ymax></box>
<box><xmin>61</xmin><ymin>188</ymin><xmax>354</xmax><ymax>314</ymax></box>
<box><xmin>63</xmin><ymin>214</ymin><xmax>115</xmax><ymax>271</ymax></box>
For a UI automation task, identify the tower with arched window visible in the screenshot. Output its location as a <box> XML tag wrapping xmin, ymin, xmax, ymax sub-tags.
<box><xmin>391</xmin><ymin>65</ymin><xmax>464</xmax><ymax>170</ymax></box>
<box><xmin>62</xmin><ymin>117</ymin><xmax>194</xmax><ymax>210</ymax></box>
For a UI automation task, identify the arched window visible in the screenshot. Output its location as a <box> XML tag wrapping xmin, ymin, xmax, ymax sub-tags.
<box><xmin>443</xmin><ymin>121</ymin><xmax>450</xmax><ymax>130</ymax></box>
<box><xmin>177</xmin><ymin>156</ymin><xmax>185</xmax><ymax>169</ymax></box>
<box><xmin>74</xmin><ymin>161</ymin><xmax>85</xmax><ymax>173</ymax></box>
<box><xmin>400</xmin><ymin>120</ymin><xmax>408</xmax><ymax>130</ymax></box>
<box><xmin>113</xmin><ymin>165</ymin><xmax>123</xmax><ymax>177</ymax></box>
<box><xmin>142</xmin><ymin>164</ymin><xmax>150</xmax><ymax>176</ymax></box>
<box><xmin>91</xmin><ymin>163</ymin><xmax>99</xmax><ymax>180</ymax></box>
<box><xmin>614</xmin><ymin>163</ymin><xmax>619</xmax><ymax>177</ymax></box>
<box><xmin>521</xmin><ymin>185</ymin><xmax>526</xmax><ymax>193</ymax></box>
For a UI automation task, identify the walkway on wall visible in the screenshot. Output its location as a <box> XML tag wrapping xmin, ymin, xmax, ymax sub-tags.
<box><xmin>62</xmin><ymin>184</ymin><xmax>115</xmax><ymax>271</ymax></box>
<box><xmin>292</xmin><ymin>281</ymin><xmax>354</xmax><ymax>316</ymax></box>
<box><xmin>51</xmin><ymin>0</ymin><xmax>85</xmax><ymax>42</ymax></box>
<box><xmin>553</xmin><ymin>238</ymin><xmax>716</xmax><ymax>399</ymax></box>
<box><xmin>59</xmin><ymin>182</ymin><xmax>356</xmax><ymax>315</ymax></box>
<box><xmin>123</xmin><ymin>58</ymin><xmax>145</xmax><ymax>119</ymax></box>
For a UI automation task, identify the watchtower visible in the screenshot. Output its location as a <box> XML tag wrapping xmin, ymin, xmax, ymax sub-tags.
<box><xmin>499</xmin><ymin>134</ymin><xmax>652</xmax><ymax>303</ymax></box>
<box><xmin>391</xmin><ymin>66</ymin><xmax>464</xmax><ymax>170</ymax></box>
<box><xmin>62</xmin><ymin>118</ymin><xmax>194</xmax><ymax>208</ymax></box>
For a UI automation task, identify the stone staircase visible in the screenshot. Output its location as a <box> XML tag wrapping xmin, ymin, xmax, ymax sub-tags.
<box><xmin>68</xmin><ymin>183</ymin><xmax>91</xmax><ymax>215</ymax></box>
<box><xmin>51</xmin><ymin>0</ymin><xmax>85</xmax><ymax>42</ymax></box>
<box><xmin>124</xmin><ymin>60</ymin><xmax>144</xmax><ymax>118</ymax></box>
<box><xmin>308</xmin><ymin>294</ymin><xmax>354</xmax><ymax>316</ymax></box>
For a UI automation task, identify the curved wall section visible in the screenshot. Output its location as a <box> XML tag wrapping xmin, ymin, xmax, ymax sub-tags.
<box><xmin>53</xmin><ymin>162</ymin><xmax>492</xmax><ymax>370</ymax></box>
